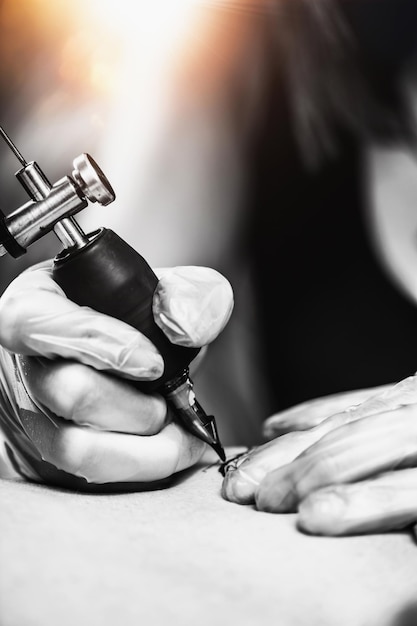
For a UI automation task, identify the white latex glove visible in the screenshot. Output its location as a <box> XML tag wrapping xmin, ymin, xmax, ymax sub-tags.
<box><xmin>222</xmin><ymin>379</ymin><xmax>417</xmax><ymax>538</ymax></box>
<box><xmin>0</xmin><ymin>260</ymin><xmax>233</xmax><ymax>489</ymax></box>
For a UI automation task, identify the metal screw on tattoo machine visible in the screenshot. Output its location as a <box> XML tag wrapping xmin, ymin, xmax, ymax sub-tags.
<box><xmin>0</xmin><ymin>126</ymin><xmax>225</xmax><ymax>461</ymax></box>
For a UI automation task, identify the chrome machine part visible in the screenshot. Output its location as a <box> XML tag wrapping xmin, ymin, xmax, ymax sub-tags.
<box><xmin>72</xmin><ymin>154</ymin><xmax>115</xmax><ymax>206</ymax></box>
<box><xmin>16</xmin><ymin>161</ymin><xmax>51</xmax><ymax>200</ymax></box>
<box><xmin>0</xmin><ymin>126</ymin><xmax>116</xmax><ymax>257</ymax></box>
<box><xmin>2</xmin><ymin>176</ymin><xmax>88</xmax><ymax>252</ymax></box>
<box><xmin>15</xmin><ymin>158</ymin><xmax>89</xmax><ymax>250</ymax></box>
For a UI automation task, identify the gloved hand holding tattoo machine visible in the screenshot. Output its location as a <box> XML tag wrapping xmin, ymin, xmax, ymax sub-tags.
<box><xmin>0</xmin><ymin>127</ymin><xmax>233</xmax><ymax>489</ymax></box>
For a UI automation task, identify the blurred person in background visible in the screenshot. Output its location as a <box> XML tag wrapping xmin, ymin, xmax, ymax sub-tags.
<box><xmin>1</xmin><ymin>0</ymin><xmax>417</xmax><ymax>535</ymax></box>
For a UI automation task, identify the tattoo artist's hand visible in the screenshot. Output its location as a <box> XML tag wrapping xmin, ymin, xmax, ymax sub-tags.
<box><xmin>0</xmin><ymin>261</ymin><xmax>233</xmax><ymax>488</ymax></box>
<box><xmin>222</xmin><ymin>379</ymin><xmax>417</xmax><ymax>537</ymax></box>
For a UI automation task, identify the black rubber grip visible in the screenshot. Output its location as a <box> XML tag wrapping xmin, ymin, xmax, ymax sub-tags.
<box><xmin>52</xmin><ymin>228</ymin><xmax>200</xmax><ymax>392</ymax></box>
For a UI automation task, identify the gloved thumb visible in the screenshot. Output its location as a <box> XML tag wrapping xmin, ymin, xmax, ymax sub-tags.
<box><xmin>153</xmin><ymin>266</ymin><xmax>234</xmax><ymax>347</ymax></box>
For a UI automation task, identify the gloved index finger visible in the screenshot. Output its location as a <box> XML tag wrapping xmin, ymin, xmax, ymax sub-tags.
<box><xmin>0</xmin><ymin>261</ymin><xmax>163</xmax><ymax>380</ymax></box>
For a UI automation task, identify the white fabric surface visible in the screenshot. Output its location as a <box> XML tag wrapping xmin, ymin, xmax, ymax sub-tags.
<box><xmin>1</xmin><ymin>448</ymin><xmax>417</xmax><ymax>626</ymax></box>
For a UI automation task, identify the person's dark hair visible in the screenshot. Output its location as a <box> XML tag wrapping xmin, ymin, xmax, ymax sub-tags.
<box><xmin>273</xmin><ymin>0</ymin><xmax>417</xmax><ymax>165</ymax></box>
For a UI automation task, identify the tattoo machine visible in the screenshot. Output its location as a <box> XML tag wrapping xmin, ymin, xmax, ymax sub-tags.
<box><xmin>0</xmin><ymin>126</ymin><xmax>225</xmax><ymax>461</ymax></box>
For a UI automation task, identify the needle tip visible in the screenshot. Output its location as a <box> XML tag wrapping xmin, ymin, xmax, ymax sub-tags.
<box><xmin>212</xmin><ymin>442</ymin><xmax>226</xmax><ymax>462</ymax></box>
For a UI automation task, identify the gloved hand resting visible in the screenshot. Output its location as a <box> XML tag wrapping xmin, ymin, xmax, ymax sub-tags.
<box><xmin>0</xmin><ymin>260</ymin><xmax>233</xmax><ymax>489</ymax></box>
<box><xmin>222</xmin><ymin>380</ymin><xmax>417</xmax><ymax>538</ymax></box>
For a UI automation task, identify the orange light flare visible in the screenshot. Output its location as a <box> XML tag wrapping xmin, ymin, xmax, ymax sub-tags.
<box><xmin>0</xmin><ymin>0</ymin><xmax>260</xmax><ymax>102</ymax></box>
<box><xmin>0</xmin><ymin>0</ymin><xmax>265</xmax><ymax>162</ymax></box>
<box><xmin>0</xmin><ymin>0</ymin><xmax>119</xmax><ymax>98</ymax></box>
<box><xmin>87</xmin><ymin>0</ymin><xmax>202</xmax><ymax>50</ymax></box>
<box><xmin>0</xmin><ymin>0</ymin><xmax>210</xmax><ymax>99</ymax></box>
<box><xmin>58</xmin><ymin>0</ymin><xmax>253</xmax><ymax>97</ymax></box>
<box><xmin>56</xmin><ymin>0</ymin><xmax>211</xmax><ymax>97</ymax></box>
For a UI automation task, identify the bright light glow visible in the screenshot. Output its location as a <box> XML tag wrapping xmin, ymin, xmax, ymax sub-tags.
<box><xmin>86</xmin><ymin>0</ymin><xmax>202</xmax><ymax>59</ymax></box>
<box><xmin>79</xmin><ymin>0</ymin><xmax>204</xmax><ymax>94</ymax></box>
<box><xmin>88</xmin><ymin>0</ymin><xmax>200</xmax><ymax>35</ymax></box>
<box><xmin>1</xmin><ymin>0</ymin><xmax>205</xmax><ymax>96</ymax></box>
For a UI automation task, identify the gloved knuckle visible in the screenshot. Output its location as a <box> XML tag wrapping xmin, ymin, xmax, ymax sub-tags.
<box><xmin>294</xmin><ymin>453</ymin><xmax>338</xmax><ymax>499</ymax></box>
<box><xmin>67</xmin><ymin>367</ymin><xmax>100</xmax><ymax>419</ymax></box>
<box><xmin>51</xmin><ymin>426</ymin><xmax>93</xmax><ymax>476</ymax></box>
<box><xmin>308</xmin><ymin>454</ymin><xmax>340</xmax><ymax>489</ymax></box>
<box><xmin>49</xmin><ymin>362</ymin><xmax>99</xmax><ymax>422</ymax></box>
<box><xmin>141</xmin><ymin>397</ymin><xmax>168</xmax><ymax>434</ymax></box>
